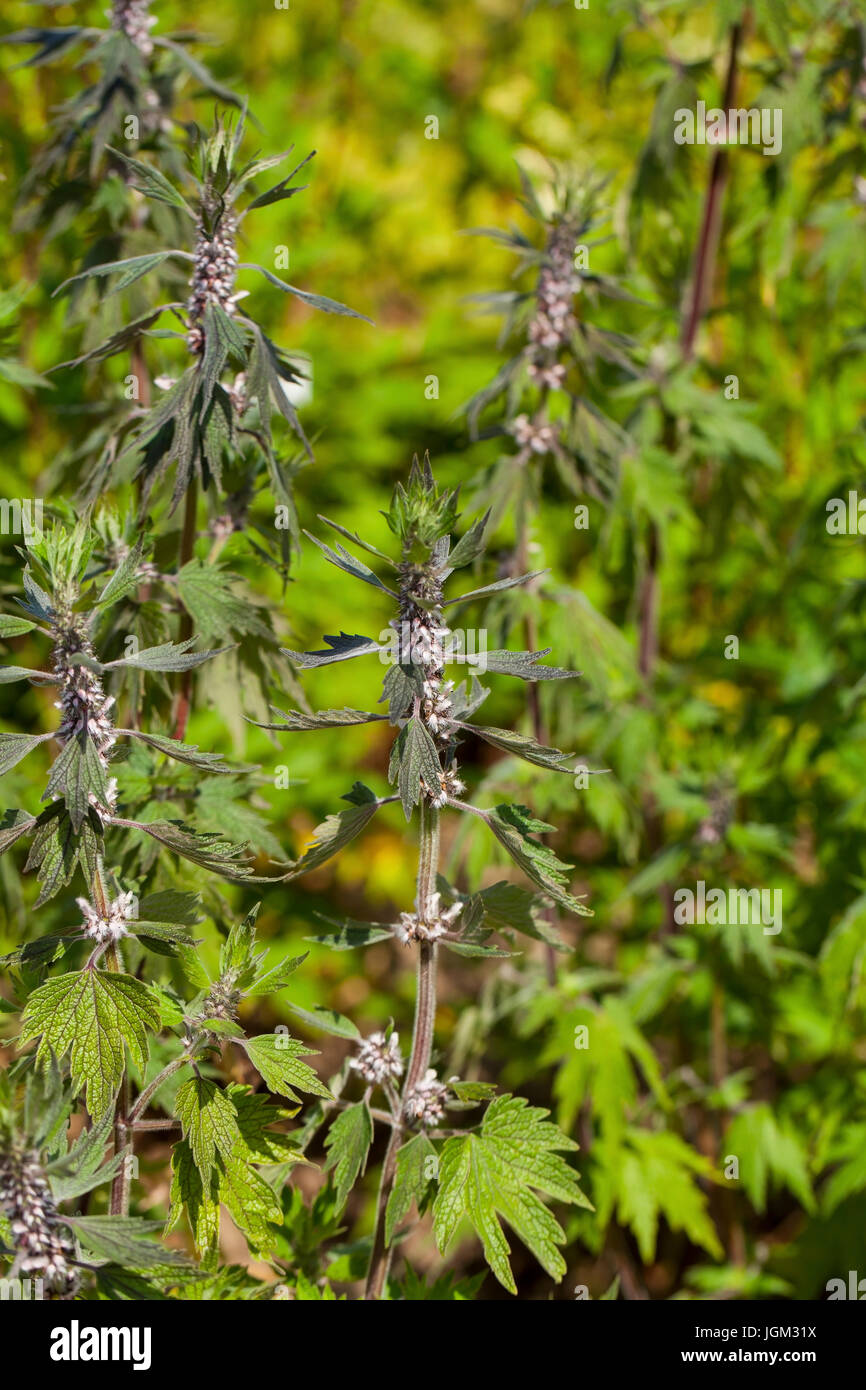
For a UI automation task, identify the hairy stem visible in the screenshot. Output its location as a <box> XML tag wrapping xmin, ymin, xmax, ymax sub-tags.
<box><xmin>516</xmin><ymin>493</ymin><xmax>559</xmax><ymax>986</ymax></box>
<box><xmin>364</xmin><ymin>801</ymin><xmax>440</xmax><ymax>1301</ymax></box>
<box><xmin>103</xmin><ymin>924</ymin><xmax>131</xmax><ymax>1217</ymax></box>
<box><xmin>172</xmin><ymin>478</ymin><xmax>199</xmax><ymax>740</ymax></box>
<box><xmin>126</xmin><ymin>1056</ymin><xmax>189</xmax><ymax>1126</ymax></box>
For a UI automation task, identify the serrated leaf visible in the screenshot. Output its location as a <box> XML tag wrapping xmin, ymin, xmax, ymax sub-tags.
<box><xmin>108</xmin><ymin>639</ymin><xmax>226</xmax><ymax>672</ymax></box>
<box><xmin>385</xmin><ymin>1132</ymin><xmax>438</xmax><ymax>1244</ymax></box>
<box><xmin>445</xmin><ymin>512</ymin><xmax>490</xmax><ymax>569</ymax></box>
<box><xmin>54</xmin><ymin>251</ymin><xmax>188</xmax><ymax>301</ymax></box>
<box><xmin>283</xmin><ymin>632</ymin><xmax>384</xmax><ymax>668</ymax></box>
<box><xmin>462</xmin><ymin>724</ymin><xmax>574</xmax><ymax>772</ymax></box>
<box><xmin>106</xmin><ymin>149</ymin><xmax>195</xmax><ymax>216</ymax></box>
<box><xmin>0</xmin><ymin>731</ymin><xmax>51</xmax><ymax>775</ymax></box>
<box><xmin>175</xmin><ymin>1077</ymin><xmax>241</xmax><ymax>1185</ymax></box>
<box><xmin>324</xmin><ymin>1102</ymin><xmax>373</xmax><ymax>1211</ymax></box>
<box><xmin>257</xmin><ymin>706</ymin><xmax>386</xmax><ymax>732</ymax></box>
<box><xmin>20</xmin><ymin>969</ymin><xmax>159</xmax><ymax>1118</ymax></box>
<box><xmin>281</xmin><ymin>798</ymin><xmax>381</xmax><ymax>878</ymax></box>
<box><xmin>471</xmin><ymin>649</ymin><xmax>576</xmax><ymax>681</ymax></box>
<box><xmin>67</xmin><ymin>1216</ymin><xmax>191</xmax><ymax>1269</ymax></box>
<box><xmin>433</xmin><ymin>1094</ymin><xmax>590</xmax><ymax>1294</ymax></box>
<box><xmin>482</xmin><ymin>804</ymin><xmax>591</xmax><ymax>920</ymax></box>
<box><xmin>242</xmin><ymin>1033</ymin><xmax>332</xmax><ymax>1102</ymax></box>
<box><xmin>119</xmin><ymin>728</ymin><xmax>231</xmax><ymax>771</ymax></box>
<box><xmin>388</xmin><ymin>717</ymin><xmax>442</xmax><ymax>820</ymax></box>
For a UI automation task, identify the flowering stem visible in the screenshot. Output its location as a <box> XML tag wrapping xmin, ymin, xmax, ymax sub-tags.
<box><xmin>104</xmin><ymin>932</ymin><xmax>131</xmax><ymax>1217</ymax></box>
<box><xmin>172</xmin><ymin>478</ymin><xmax>198</xmax><ymax>740</ymax></box>
<box><xmin>364</xmin><ymin>800</ymin><xmax>440</xmax><ymax>1300</ymax></box>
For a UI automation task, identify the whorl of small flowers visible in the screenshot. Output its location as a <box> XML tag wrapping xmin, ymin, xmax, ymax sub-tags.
<box><xmin>393</xmin><ymin>563</ymin><xmax>465</xmax><ymax>807</ymax></box>
<box><xmin>186</xmin><ymin>211</ymin><xmax>240</xmax><ymax>354</ymax></box>
<box><xmin>403</xmin><ymin>1070</ymin><xmax>449</xmax><ymax>1129</ymax></box>
<box><xmin>349</xmin><ymin>1031</ymin><xmax>404</xmax><ymax>1086</ymax></box>
<box><xmin>0</xmin><ymin>1146</ymin><xmax>78</xmax><ymax>1297</ymax></box>
<box><xmin>110</xmin><ymin>0</ymin><xmax>157</xmax><ymax>57</ymax></box>
<box><xmin>395</xmin><ymin>891</ymin><xmax>462</xmax><ymax>945</ymax></box>
<box><xmin>77</xmin><ymin>889</ymin><xmax>136</xmax><ymax>944</ymax></box>
<box><xmin>528</xmin><ymin>218</ymin><xmax>580</xmax><ymax>362</ymax></box>
<box><xmin>51</xmin><ymin>608</ymin><xmax>118</xmax><ymax>815</ymax></box>
<box><xmin>508</xmin><ymin>414</ymin><xmax>560</xmax><ymax>455</ymax></box>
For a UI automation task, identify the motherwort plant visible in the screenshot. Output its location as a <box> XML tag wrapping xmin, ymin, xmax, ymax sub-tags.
<box><xmin>52</xmin><ymin>113</ymin><xmax>369</xmax><ymax>513</ymax></box>
<box><xmin>261</xmin><ymin>456</ymin><xmax>592</xmax><ymax>1297</ymax></box>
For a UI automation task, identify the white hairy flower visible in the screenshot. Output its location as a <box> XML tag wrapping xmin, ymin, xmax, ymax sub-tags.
<box><xmin>350</xmin><ymin>1031</ymin><xmax>404</xmax><ymax>1085</ymax></box>
<box><xmin>110</xmin><ymin>0</ymin><xmax>157</xmax><ymax>56</ymax></box>
<box><xmin>395</xmin><ymin>892</ymin><xmax>462</xmax><ymax>944</ymax></box>
<box><xmin>186</xmin><ymin>211</ymin><xmax>240</xmax><ymax>352</ymax></box>
<box><xmin>403</xmin><ymin>1070</ymin><xmax>449</xmax><ymax>1128</ymax></box>
<box><xmin>76</xmin><ymin>889</ymin><xmax>136</xmax><ymax>944</ymax></box>
<box><xmin>0</xmin><ymin>1148</ymin><xmax>78</xmax><ymax>1296</ymax></box>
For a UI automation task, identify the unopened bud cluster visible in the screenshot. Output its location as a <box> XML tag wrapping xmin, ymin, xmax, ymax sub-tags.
<box><xmin>51</xmin><ymin>608</ymin><xmax>117</xmax><ymax>817</ymax></box>
<box><xmin>186</xmin><ymin>212</ymin><xmax>240</xmax><ymax>353</ymax></box>
<box><xmin>198</xmin><ymin>977</ymin><xmax>242</xmax><ymax>1029</ymax></box>
<box><xmin>396</xmin><ymin>891</ymin><xmax>462</xmax><ymax>945</ymax></box>
<box><xmin>0</xmin><ymin>1147</ymin><xmax>78</xmax><ymax>1296</ymax></box>
<box><xmin>403</xmin><ymin>1070</ymin><xmax>449</xmax><ymax>1128</ymax></box>
<box><xmin>349</xmin><ymin>1031</ymin><xmax>404</xmax><ymax>1086</ymax></box>
<box><xmin>394</xmin><ymin>564</ymin><xmax>465</xmax><ymax>807</ymax></box>
<box><xmin>110</xmin><ymin>0</ymin><xmax>156</xmax><ymax>57</ymax></box>
<box><xmin>77</xmin><ymin>889</ymin><xmax>136</xmax><ymax>945</ymax></box>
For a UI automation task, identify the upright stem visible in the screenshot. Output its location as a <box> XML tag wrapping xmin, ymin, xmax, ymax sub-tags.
<box><xmin>364</xmin><ymin>801</ymin><xmax>440</xmax><ymax>1301</ymax></box>
<box><xmin>100</xmin><ymin>861</ymin><xmax>131</xmax><ymax>1215</ymax></box>
<box><xmin>516</xmin><ymin>493</ymin><xmax>558</xmax><ymax>985</ymax></box>
<box><xmin>172</xmin><ymin>478</ymin><xmax>198</xmax><ymax>740</ymax></box>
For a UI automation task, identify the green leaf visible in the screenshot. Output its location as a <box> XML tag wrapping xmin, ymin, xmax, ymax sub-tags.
<box><xmin>42</xmin><ymin>733</ymin><xmax>110</xmax><ymax>831</ymax></box>
<box><xmin>242</xmin><ymin>1033</ymin><xmax>333</xmax><ymax>1102</ymax></box>
<box><xmin>106</xmin><ymin>149</ymin><xmax>195</xmax><ymax>216</ymax></box>
<box><xmin>284</xmin><ymin>1002</ymin><xmax>360</xmax><ymax>1041</ymax></box>
<box><xmin>175</xmin><ymin>1077</ymin><xmax>241</xmax><ymax>1184</ymax></box>
<box><xmin>482</xmin><ymin>804</ymin><xmax>592</xmax><ymax>919</ymax></box>
<box><xmin>283</xmin><ymin>632</ymin><xmax>384</xmax><ymax>668</ymax></box>
<box><xmin>0</xmin><ymin>731</ymin><xmax>51</xmax><ymax>775</ymax></box>
<box><xmin>119</xmin><ymin>728</ymin><xmax>232</xmax><ymax>772</ymax></box>
<box><xmin>472</xmin><ymin>649</ymin><xmax>575</xmax><ymax>681</ymax></box>
<box><xmin>462</xmin><ymin>724</ymin><xmax>574</xmax><ymax>772</ymax></box>
<box><xmin>304</xmin><ymin>532</ymin><xmax>397</xmax><ymax>596</ymax></box>
<box><xmin>257</xmin><ymin>706</ymin><xmax>386</xmax><ymax>732</ymax></box>
<box><xmin>54</xmin><ymin>251</ymin><xmax>188</xmax><ymax>301</ymax></box>
<box><xmin>0</xmin><ymin>615</ymin><xmax>38</xmax><ymax>638</ymax></box>
<box><xmin>20</xmin><ymin>969</ymin><xmax>160</xmax><ymax>1118</ymax></box>
<box><xmin>242</xmin><ymin>263</ymin><xmax>371</xmax><ymax>320</ymax></box>
<box><xmin>67</xmin><ymin>1216</ymin><xmax>191</xmax><ymax>1269</ymax></box>
<box><xmin>385</xmin><ymin>1132</ymin><xmax>438</xmax><ymax>1244</ymax></box>
<box><xmin>107</xmin><ymin>639</ymin><xmax>226</xmax><ymax>672</ymax></box>
<box><xmin>282</xmin><ymin>798</ymin><xmax>382</xmax><ymax>878</ymax></box>
<box><xmin>95</xmin><ymin>541</ymin><xmax>146</xmax><ymax>609</ymax></box>
<box><xmin>433</xmin><ymin>1094</ymin><xmax>591</xmax><ymax>1294</ymax></box>
<box><xmin>305</xmin><ymin>913</ymin><xmax>394</xmax><ymax>951</ymax></box>
<box><xmin>388</xmin><ymin>717</ymin><xmax>442</xmax><ymax>820</ymax></box>
<box><xmin>445</xmin><ymin>511</ymin><xmax>490</xmax><ymax>569</ymax></box>
<box><xmin>323</xmin><ymin>1102</ymin><xmax>373</xmax><ymax>1211</ymax></box>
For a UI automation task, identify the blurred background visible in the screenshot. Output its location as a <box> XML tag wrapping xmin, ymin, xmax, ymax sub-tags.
<box><xmin>2</xmin><ymin>0</ymin><xmax>866</xmax><ymax>1298</ymax></box>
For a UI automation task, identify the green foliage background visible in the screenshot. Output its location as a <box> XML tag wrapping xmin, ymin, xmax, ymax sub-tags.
<box><xmin>2</xmin><ymin>0</ymin><xmax>866</xmax><ymax>1299</ymax></box>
